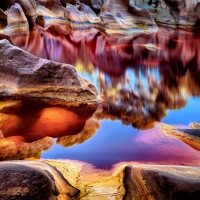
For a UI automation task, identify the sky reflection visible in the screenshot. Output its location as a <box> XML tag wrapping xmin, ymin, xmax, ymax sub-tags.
<box><xmin>1</xmin><ymin>25</ymin><xmax>200</xmax><ymax>167</ymax></box>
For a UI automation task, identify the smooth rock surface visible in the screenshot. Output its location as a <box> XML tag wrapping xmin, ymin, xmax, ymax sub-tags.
<box><xmin>0</xmin><ymin>39</ymin><xmax>100</xmax><ymax>106</ymax></box>
<box><xmin>0</xmin><ymin>161</ymin><xmax>80</xmax><ymax>200</ymax></box>
<box><xmin>162</xmin><ymin>124</ymin><xmax>200</xmax><ymax>151</ymax></box>
<box><xmin>124</xmin><ymin>165</ymin><xmax>200</xmax><ymax>200</ymax></box>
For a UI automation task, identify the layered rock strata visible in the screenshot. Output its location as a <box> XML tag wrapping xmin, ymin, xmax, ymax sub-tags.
<box><xmin>133</xmin><ymin>0</ymin><xmax>200</xmax><ymax>30</ymax></box>
<box><xmin>0</xmin><ymin>0</ymin><xmax>158</xmax><ymax>35</ymax></box>
<box><xmin>123</xmin><ymin>165</ymin><xmax>200</xmax><ymax>200</ymax></box>
<box><xmin>1</xmin><ymin>160</ymin><xmax>200</xmax><ymax>200</ymax></box>
<box><xmin>0</xmin><ymin>161</ymin><xmax>80</xmax><ymax>200</ymax></box>
<box><xmin>0</xmin><ymin>39</ymin><xmax>100</xmax><ymax>106</ymax></box>
<box><xmin>1</xmin><ymin>0</ymin><xmax>200</xmax><ymax>34</ymax></box>
<box><xmin>162</xmin><ymin>124</ymin><xmax>200</xmax><ymax>151</ymax></box>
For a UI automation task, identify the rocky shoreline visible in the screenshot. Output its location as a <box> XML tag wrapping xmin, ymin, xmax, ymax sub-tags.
<box><xmin>0</xmin><ymin>0</ymin><xmax>200</xmax><ymax>199</ymax></box>
<box><xmin>0</xmin><ymin>0</ymin><xmax>200</xmax><ymax>36</ymax></box>
<box><xmin>1</xmin><ymin>160</ymin><xmax>200</xmax><ymax>200</ymax></box>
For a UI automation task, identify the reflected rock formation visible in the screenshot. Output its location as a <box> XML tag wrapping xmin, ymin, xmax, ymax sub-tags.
<box><xmin>57</xmin><ymin>117</ymin><xmax>100</xmax><ymax>147</ymax></box>
<box><xmin>8</xmin><ymin>25</ymin><xmax>200</xmax><ymax>129</ymax></box>
<box><xmin>0</xmin><ymin>100</ymin><xmax>95</xmax><ymax>143</ymax></box>
<box><xmin>0</xmin><ymin>136</ymin><xmax>54</xmax><ymax>160</ymax></box>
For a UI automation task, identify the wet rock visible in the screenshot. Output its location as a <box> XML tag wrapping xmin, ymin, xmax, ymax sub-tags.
<box><xmin>162</xmin><ymin>124</ymin><xmax>200</xmax><ymax>151</ymax></box>
<box><xmin>0</xmin><ymin>135</ymin><xmax>54</xmax><ymax>160</ymax></box>
<box><xmin>57</xmin><ymin>117</ymin><xmax>100</xmax><ymax>147</ymax></box>
<box><xmin>0</xmin><ymin>161</ymin><xmax>80</xmax><ymax>199</ymax></box>
<box><xmin>124</xmin><ymin>165</ymin><xmax>200</xmax><ymax>200</ymax></box>
<box><xmin>0</xmin><ymin>39</ymin><xmax>100</xmax><ymax>106</ymax></box>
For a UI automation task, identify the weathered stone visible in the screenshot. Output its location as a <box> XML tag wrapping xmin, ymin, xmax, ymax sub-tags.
<box><xmin>7</xmin><ymin>3</ymin><xmax>28</xmax><ymax>26</ymax></box>
<box><xmin>0</xmin><ymin>39</ymin><xmax>100</xmax><ymax>106</ymax></box>
<box><xmin>124</xmin><ymin>165</ymin><xmax>200</xmax><ymax>200</ymax></box>
<box><xmin>0</xmin><ymin>161</ymin><xmax>80</xmax><ymax>199</ymax></box>
<box><xmin>65</xmin><ymin>3</ymin><xmax>98</xmax><ymax>25</ymax></box>
<box><xmin>45</xmin><ymin>159</ymin><xmax>125</xmax><ymax>200</ymax></box>
<box><xmin>0</xmin><ymin>130</ymin><xmax>54</xmax><ymax>160</ymax></box>
<box><xmin>0</xmin><ymin>164</ymin><xmax>58</xmax><ymax>200</ymax></box>
<box><xmin>6</xmin><ymin>3</ymin><xmax>29</xmax><ymax>35</ymax></box>
<box><xmin>80</xmin><ymin>0</ymin><xmax>103</xmax><ymax>10</ymax></box>
<box><xmin>162</xmin><ymin>124</ymin><xmax>200</xmax><ymax>151</ymax></box>
<box><xmin>100</xmin><ymin>0</ymin><xmax>158</xmax><ymax>34</ymax></box>
<box><xmin>133</xmin><ymin>0</ymin><xmax>200</xmax><ymax>30</ymax></box>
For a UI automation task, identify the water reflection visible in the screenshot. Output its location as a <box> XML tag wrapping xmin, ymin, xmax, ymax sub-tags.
<box><xmin>0</xmin><ymin>100</ymin><xmax>94</xmax><ymax>142</ymax></box>
<box><xmin>9</xmin><ymin>25</ymin><xmax>200</xmax><ymax>129</ymax></box>
<box><xmin>1</xmin><ymin>25</ymin><xmax>200</xmax><ymax>166</ymax></box>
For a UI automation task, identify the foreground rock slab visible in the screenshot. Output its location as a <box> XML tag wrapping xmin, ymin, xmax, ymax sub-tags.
<box><xmin>0</xmin><ymin>39</ymin><xmax>100</xmax><ymax>106</ymax></box>
<box><xmin>1</xmin><ymin>160</ymin><xmax>200</xmax><ymax>200</ymax></box>
<box><xmin>124</xmin><ymin>165</ymin><xmax>200</xmax><ymax>200</ymax></box>
<box><xmin>0</xmin><ymin>161</ymin><xmax>80</xmax><ymax>200</ymax></box>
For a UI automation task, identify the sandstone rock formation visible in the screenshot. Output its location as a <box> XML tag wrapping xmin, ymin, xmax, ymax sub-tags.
<box><xmin>6</xmin><ymin>3</ymin><xmax>29</xmax><ymax>35</ymax></box>
<box><xmin>132</xmin><ymin>0</ymin><xmax>200</xmax><ymax>30</ymax></box>
<box><xmin>100</xmin><ymin>0</ymin><xmax>158</xmax><ymax>34</ymax></box>
<box><xmin>0</xmin><ymin>0</ymin><xmax>159</xmax><ymax>35</ymax></box>
<box><xmin>0</xmin><ymin>39</ymin><xmax>100</xmax><ymax>106</ymax></box>
<box><xmin>0</xmin><ymin>161</ymin><xmax>80</xmax><ymax>200</ymax></box>
<box><xmin>9</xmin><ymin>160</ymin><xmax>200</xmax><ymax>200</ymax></box>
<box><xmin>124</xmin><ymin>165</ymin><xmax>200</xmax><ymax>200</ymax></box>
<box><xmin>162</xmin><ymin>124</ymin><xmax>200</xmax><ymax>151</ymax></box>
<box><xmin>0</xmin><ymin>136</ymin><xmax>54</xmax><ymax>160</ymax></box>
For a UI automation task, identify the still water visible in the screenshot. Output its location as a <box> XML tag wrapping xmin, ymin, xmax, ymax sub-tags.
<box><xmin>1</xmin><ymin>25</ymin><xmax>200</xmax><ymax>168</ymax></box>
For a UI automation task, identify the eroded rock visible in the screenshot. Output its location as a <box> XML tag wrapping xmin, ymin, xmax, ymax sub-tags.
<box><xmin>0</xmin><ymin>161</ymin><xmax>80</xmax><ymax>199</ymax></box>
<box><xmin>124</xmin><ymin>165</ymin><xmax>200</xmax><ymax>200</ymax></box>
<box><xmin>133</xmin><ymin>0</ymin><xmax>200</xmax><ymax>30</ymax></box>
<box><xmin>0</xmin><ymin>39</ymin><xmax>100</xmax><ymax>106</ymax></box>
<box><xmin>6</xmin><ymin>3</ymin><xmax>29</xmax><ymax>35</ymax></box>
<box><xmin>162</xmin><ymin>124</ymin><xmax>200</xmax><ymax>151</ymax></box>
